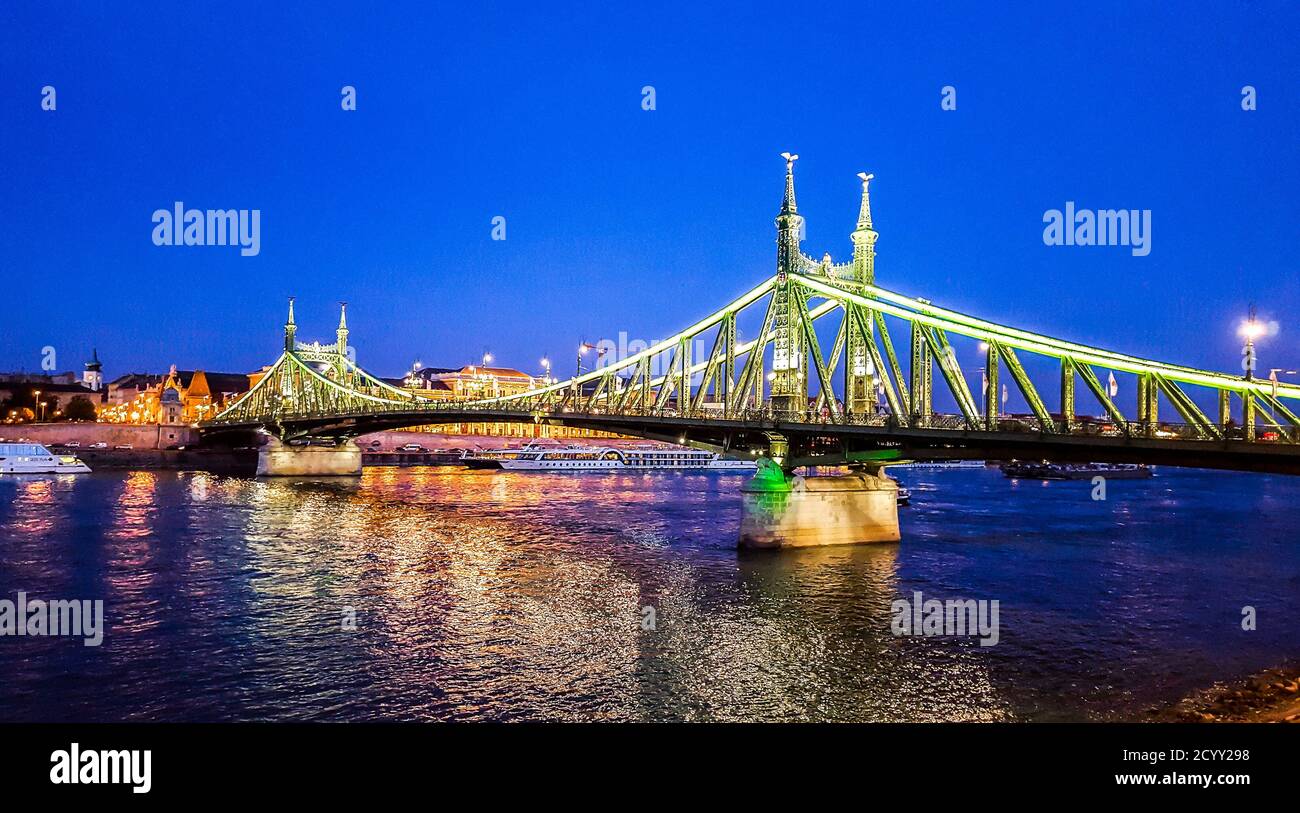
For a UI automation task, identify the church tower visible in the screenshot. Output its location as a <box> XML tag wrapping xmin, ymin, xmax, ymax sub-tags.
<box><xmin>83</xmin><ymin>349</ymin><xmax>103</xmax><ymax>392</ymax></box>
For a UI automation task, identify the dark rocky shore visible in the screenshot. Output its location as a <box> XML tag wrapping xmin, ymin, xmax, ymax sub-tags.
<box><xmin>1147</xmin><ymin>664</ymin><xmax>1300</xmax><ymax>723</ymax></box>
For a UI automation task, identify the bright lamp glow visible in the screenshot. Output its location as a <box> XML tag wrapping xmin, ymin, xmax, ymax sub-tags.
<box><xmin>1240</xmin><ymin>320</ymin><xmax>1266</xmax><ymax>339</ymax></box>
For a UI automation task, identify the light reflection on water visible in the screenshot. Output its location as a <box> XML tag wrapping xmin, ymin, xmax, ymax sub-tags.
<box><xmin>0</xmin><ymin>466</ymin><xmax>1297</xmax><ymax>722</ymax></box>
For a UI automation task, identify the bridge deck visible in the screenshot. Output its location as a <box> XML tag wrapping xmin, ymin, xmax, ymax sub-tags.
<box><xmin>201</xmin><ymin>407</ymin><xmax>1300</xmax><ymax>475</ymax></box>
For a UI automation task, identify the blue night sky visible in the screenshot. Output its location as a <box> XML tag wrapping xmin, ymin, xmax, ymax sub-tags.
<box><xmin>2</xmin><ymin>1</ymin><xmax>1298</xmax><ymax>405</ymax></box>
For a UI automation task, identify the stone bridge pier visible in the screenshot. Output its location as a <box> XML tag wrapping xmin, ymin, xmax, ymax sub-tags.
<box><xmin>738</xmin><ymin>437</ymin><xmax>900</xmax><ymax>549</ymax></box>
<box><xmin>256</xmin><ymin>437</ymin><xmax>363</xmax><ymax>476</ymax></box>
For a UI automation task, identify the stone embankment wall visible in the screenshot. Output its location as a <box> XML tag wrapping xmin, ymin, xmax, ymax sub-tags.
<box><xmin>0</xmin><ymin>423</ymin><xmax>199</xmax><ymax>449</ymax></box>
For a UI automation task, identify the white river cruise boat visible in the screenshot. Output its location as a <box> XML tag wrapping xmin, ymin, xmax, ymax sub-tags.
<box><xmin>886</xmin><ymin>459</ymin><xmax>986</xmax><ymax>469</ymax></box>
<box><xmin>0</xmin><ymin>443</ymin><xmax>92</xmax><ymax>474</ymax></box>
<box><xmin>464</xmin><ymin>444</ymin><xmax>757</xmax><ymax>472</ymax></box>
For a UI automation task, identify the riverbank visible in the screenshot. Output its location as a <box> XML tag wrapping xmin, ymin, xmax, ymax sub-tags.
<box><xmin>1148</xmin><ymin>664</ymin><xmax>1300</xmax><ymax>722</ymax></box>
<box><xmin>5</xmin><ymin>426</ymin><xmax>678</xmax><ymax>472</ymax></box>
<box><xmin>72</xmin><ymin>447</ymin><xmax>256</xmax><ymax>475</ymax></box>
<box><xmin>0</xmin><ymin>423</ymin><xmax>198</xmax><ymax>449</ymax></box>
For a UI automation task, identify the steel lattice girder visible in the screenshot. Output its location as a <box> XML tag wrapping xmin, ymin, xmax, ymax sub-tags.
<box><xmin>207</xmin><ymin>270</ymin><xmax>1300</xmax><ymax>440</ymax></box>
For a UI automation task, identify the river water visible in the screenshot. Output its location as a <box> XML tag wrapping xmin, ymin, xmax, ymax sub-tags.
<box><xmin>0</xmin><ymin>466</ymin><xmax>1297</xmax><ymax>721</ymax></box>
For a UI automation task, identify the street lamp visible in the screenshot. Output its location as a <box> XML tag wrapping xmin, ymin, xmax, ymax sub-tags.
<box><xmin>1268</xmin><ymin>368</ymin><xmax>1297</xmax><ymax>399</ymax></box>
<box><xmin>1239</xmin><ymin>308</ymin><xmax>1266</xmax><ymax>381</ymax></box>
<box><xmin>482</xmin><ymin>352</ymin><xmax>493</xmax><ymax>365</ymax></box>
<box><xmin>32</xmin><ymin>390</ymin><xmax>41</xmax><ymax>422</ymax></box>
<box><xmin>576</xmin><ymin>343</ymin><xmax>595</xmax><ymax>377</ymax></box>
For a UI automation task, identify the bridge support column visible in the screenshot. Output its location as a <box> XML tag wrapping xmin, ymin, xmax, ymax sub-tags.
<box><xmin>738</xmin><ymin>460</ymin><xmax>900</xmax><ymax>549</ymax></box>
<box><xmin>910</xmin><ymin>323</ymin><xmax>932</xmax><ymax>427</ymax></box>
<box><xmin>984</xmin><ymin>344</ymin><xmax>1000</xmax><ymax>430</ymax></box>
<box><xmin>1137</xmin><ymin>373</ymin><xmax>1159</xmax><ymax>436</ymax></box>
<box><xmin>1060</xmin><ymin>358</ymin><xmax>1076</xmax><ymax>432</ymax></box>
<box><xmin>256</xmin><ymin>437</ymin><xmax>362</xmax><ymax>477</ymax></box>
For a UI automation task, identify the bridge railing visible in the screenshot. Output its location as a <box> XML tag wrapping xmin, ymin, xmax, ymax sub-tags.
<box><xmin>219</xmin><ymin>395</ymin><xmax>1300</xmax><ymax>445</ymax></box>
<box><xmin>458</xmin><ymin>401</ymin><xmax>1300</xmax><ymax>444</ymax></box>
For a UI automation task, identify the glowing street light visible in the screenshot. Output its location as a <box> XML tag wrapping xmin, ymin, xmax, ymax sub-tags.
<box><xmin>482</xmin><ymin>352</ymin><xmax>493</xmax><ymax>365</ymax></box>
<box><xmin>576</xmin><ymin>342</ymin><xmax>597</xmax><ymax>377</ymax></box>
<box><xmin>1239</xmin><ymin>306</ymin><xmax>1265</xmax><ymax>381</ymax></box>
<box><xmin>1239</xmin><ymin>320</ymin><xmax>1266</xmax><ymax>340</ymax></box>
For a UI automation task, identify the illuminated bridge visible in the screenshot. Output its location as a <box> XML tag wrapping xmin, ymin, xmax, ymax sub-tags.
<box><xmin>200</xmin><ymin>157</ymin><xmax>1300</xmax><ymax>546</ymax></box>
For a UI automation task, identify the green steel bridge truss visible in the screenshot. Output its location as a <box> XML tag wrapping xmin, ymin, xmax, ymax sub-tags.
<box><xmin>206</xmin><ymin>159</ymin><xmax>1300</xmax><ymax>455</ymax></box>
<box><xmin>207</xmin><ymin>270</ymin><xmax>1300</xmax><ymax>444</ymax></box>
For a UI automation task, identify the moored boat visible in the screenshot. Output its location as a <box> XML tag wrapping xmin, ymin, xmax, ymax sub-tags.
<box><xmin>887</xmin><ymin>459</ymin><xmax>985</xmax><ymax>469</ymax></box>
<box><xmin>0</xmin><ymin>442</ymin><xmax>92</xmax><ymax>474</ymax></box>
<box><xmin>999</xmin><ymin>461</ymin><xmax>1152</xmax><ymax>480</ymax></box>
<box><xmin>464</xmin><ymin>443</ymin><xmax>757</xmax><ymax>472</ymax></box>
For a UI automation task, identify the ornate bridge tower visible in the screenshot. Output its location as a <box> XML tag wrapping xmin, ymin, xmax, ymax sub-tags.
<box><xmin>846</xmin><ymin>172</ymin><xmax>879</xmax><ymax>416</ymax></box>
<box><xmin>769</xmin><ymin>153</ymin><xmax>807</xmax><ymax>415</ymax></box>
<box><xmin>336</xmin><ymin>301</ymin><xmax>349</xmax><ymax>358</ymax></box>
<box><xmin>284</xmin><ymin>297</ymin><xmax>297</xmax><ymax>351</ymax></box>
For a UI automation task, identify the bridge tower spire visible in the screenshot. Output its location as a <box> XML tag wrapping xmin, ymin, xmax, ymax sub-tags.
<box><xmin>284</xmin><ymin>297</ymin><xmax>297</xmax><ymax>352</ymax></box>
<box><xmin>846</xmin><ymin>172</ymin><xmax>880</xmax><ymax>415</ymax></box>
<box><xmin>775</xmin><ymin>152</ymin><xmax>804</xmax><ymax>274</ymax></box>
<box><xmin>851</xmin><ymin>172</ymin><xmax>878</xmax><ymax>285</ymax></box>
<box><xmin>770</xmin><ymin>152</ymin><xmax>807</xmax><ymax>416</ymax></box>
<box><xmin>336</xmin><ymin>301</ymin><xmax>349</xmax><ymax>358</ymax></box>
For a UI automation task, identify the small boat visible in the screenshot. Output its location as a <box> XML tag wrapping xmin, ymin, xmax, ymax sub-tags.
<box><xmin>896</xmin><ymin>486</ymin><xmax>911</xmax><ymax>506</ymax></box>
<box><xmin>0</xmin><ymin>442</ymin><xmax>92</xmax><ymax>474</ymax></box>
<box><xmin>999</xmin><ymin>461</ymin><xmax>1152</xmax><ymax>480</ymax></box>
